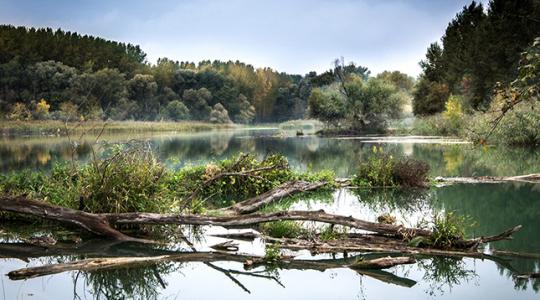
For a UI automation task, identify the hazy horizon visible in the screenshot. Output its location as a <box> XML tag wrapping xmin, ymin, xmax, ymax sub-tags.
<box><xmin>0</xmin><ymin>0</ymin><xmax>486</xmax><ymax>76</ymax></box>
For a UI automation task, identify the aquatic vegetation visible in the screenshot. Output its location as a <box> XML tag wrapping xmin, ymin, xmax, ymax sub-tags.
<box><xmin>264</xmin><ymin>243</ymin><xmax>282</xmax><ymax>263</ymax></box>
<box><xmin>352</xmin><ymin>147</ymin><xmax>430</xmax><ymax>187</ymax></box>
<box><xmin>412</xmin><ymin>211</ymin><xmax>475</xmax><ymax>249</ymax></box>
<box><xmin>0</xmin><ymin>150</ymin><xmax>336</xmax><ymax>214</ymax></box>
<box><xmin>260</xmin><ymin>221</ymin><xmax>306</xmax><ymax>239</ymax></box>
<box><xmin>319</xmin><ymin>224</ymin><xmax>349</xmax><ymax>241</ymax></box>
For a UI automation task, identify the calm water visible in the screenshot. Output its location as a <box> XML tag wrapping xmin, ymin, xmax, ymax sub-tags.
<box><xmin>1</xmin><ymin>128</ymin><xmax>539</xmax><ymax>299</ymax></box>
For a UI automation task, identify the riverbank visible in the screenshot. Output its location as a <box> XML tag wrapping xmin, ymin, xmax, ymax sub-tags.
<box><xmin>0</xmin><ymin>120</ymin><xmax>239</xmax><ymax>137</ymax></box>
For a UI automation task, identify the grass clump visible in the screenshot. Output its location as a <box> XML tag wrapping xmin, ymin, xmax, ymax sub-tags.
<box><xmin>352</xmin><ymin>147</ymin><xmax>430</xmax><ymax>188</ymax></box>
<box><xmin>319</xmin><ymin>224</ymin><xmax>348</xmax><ymax>241</ymax></box>
<box><xmin>79</xmin><ymin>145</ymin><xmax>173</xmax><ymax>213</ymax></box>
<box><xmin>409</xmin><ymin>211</ymin><xmax>475</xmax><ymax>249</ymax></box>
<box><xmin>260</xmin><ymin>221</ymin><xmax>306</xmax><ymax>239</ymax></box>
<box><xmin>264</xmin><ymin>243</ymin><xmax>282</xmax><ymax>263</ymax></box>
<box><xmin>429</xmin><ymin>211</ymin><xmax>473</xmax><ymax>249</ymax></box>
<box><xmin>0</xmin><ymin>144</ymin><xmax>177</xmax><ymax>214</ymax></box>
<box><xmin>1</xmin><ymin>151</ymin><xmax>336</xmax><ymax>215</ymax></box>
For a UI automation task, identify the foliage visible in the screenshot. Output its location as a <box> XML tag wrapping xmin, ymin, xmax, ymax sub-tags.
<box><xmin>352</xmin><ymin>147</ymin><xmax>430</xmax><ymax>187</ymax></box>
<box><xmin>0</xmin><ymin>25</ymin><xmax>314</xmax><ymax>123</ymax></box>
<box><xmin>413</xmin><ymin>77</ymin><xmax>450</xmax><ymax>115</ymax></box>
<box><xmin>260</xmin><ymin>221</ymin><xmax>306</xmax><ymax>238</ymax></box>
<box><xmin>164</xmin><ymin>100</ymin><xmax>190</xmax><ymax>121</ymax></box>
<box><xmin>469</xmin><ymin>102</ymin><xmax>540</xmax><ymax>146</ymax></box>
<box><xmin>391</xmin><ymin>158</ymin><xmax>430</xmax><ymax>187</ymax></box>
<box><xmin>353</xmin><ymin>148</ymin><xmax>395</xmax><ymax>187</ymax></box>
<box><xmin>414</xmin><ymin>0</ymin><xmax>540</xmax><ymax>113</ymax></box>
<box><xmin>319</xmin><ymin>224</ymin><xmax>348</xmax><ymax>241</ymax></box>
<box><xmin>429</xmin><ymin>211</ymin><xmax>473</xmax><ymax>249</ymax></box>
<box><xmin>264</xmin><ymin>243</ymin><xmax>282</xmax><ymax>264</ymax></box>
<box><xmin>377</xmin><ymin>213</ymin><xmax>397</xmax><ymax>225</ymax></box>
<box><xmin>308</xmin><ymin>68</ymin><xmax>406</xmax><ymax>133</ymax></box>
<box><xmin>171</xmin><ymin>153</ymin><xmax>295</xmax><ymax>207</ymax></box>
<box><xmin>34</xmin><ymin>98</ymin><xmax>50</xmax><ymax>120</ymax></box>
<box><xmin>79</xmin><ymin>145</ymin><xmax>172</xmax><ymax>213</ymax></box>
<box><xmin>209</xmin><ymin>103</ymin><xmax>232</xmax><ymax>124</ymax></box>
<box><xmin>57</xmin><ymin>101</ymin><xmax>79</xmax><ymax>121</ymax></box>
<box><xmin>307</xmin><ymin>84</ymin><xmax>346</xmax><ymax>126</ymax></box>
<box><xmin>412</xmin><ymin>107</ymin><xmax>467</xmax><ymax>137</ymax></box>
<box><xmin>8</xmin><ymin>102</ymin><xmax>31</xmax><ymax>120</ymax></box>
<box><xmin>0</xmin><ymin>145</ymin><xmax>176</xmax><ymax>213</ymax></box>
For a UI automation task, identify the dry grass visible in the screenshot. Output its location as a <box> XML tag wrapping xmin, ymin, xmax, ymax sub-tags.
<box><xmin>0</xmin><ymin>120</ymin><xmax>238</xmax><ymax>136</ymax></box>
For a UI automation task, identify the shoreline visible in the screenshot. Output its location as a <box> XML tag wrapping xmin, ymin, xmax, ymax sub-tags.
<box><xmin>0</xmin><ymin>120</ymin><xmax>240</xmax><ymax>137</ymax></box>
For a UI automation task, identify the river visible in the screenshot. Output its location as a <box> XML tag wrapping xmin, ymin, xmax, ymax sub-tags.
<box><xmin>1</xmin><ymin>128</ymin><xmax>539</xmax><ymax>299</ymax></box>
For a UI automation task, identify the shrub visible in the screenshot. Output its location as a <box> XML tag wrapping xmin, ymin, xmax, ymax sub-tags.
<box><xmin>392</xmin><ymin>158</ymin><xmax>430</xmax><ymax>187</ymax></box>
<box><xmin>8</xmin><ymin>102</ymin><xmax>32</xmax><ymax>120</ymax></box>
<box><xmin>79</xmin><ymin>145</ymin><xmax>172</xmax><ymax>213</ymax></box>
<box><xmin>352</xmin><ymin>147</ymin><xmax>395</xmax><ymax>187</ymax></box>
<box><xmin>352</xmin><ymin>147</ymin><xmax>430</xmax><ymax>187</ymax></box>
<box><xmin>442</xmin><ymin>95</ymin><xmax>464</xmax><ymax>136</ymax></box>
<box><xmin>429</xmin><ymin>212</ymin><xmax>472</xmax><ymax>249</ymax></box>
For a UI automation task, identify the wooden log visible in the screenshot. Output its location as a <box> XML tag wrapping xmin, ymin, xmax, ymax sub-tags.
<box><xmin>434</xmin><ymin>173</ymin><xmax>540</xmax><ymax>185</ymax></box>
<box><xmin>0</xmin><ymin>196</ymin><xmax>521</xmax><ymax>251</ymax></box>
<box><xmin>222</xmin><ymin>180</ymin><xmax>327</xmax><ymax>214</ymax></box>
<box><xmin>104</xmin><ymin>210</ymin><xmax>433</xmax><ymax>238</ymax></box>
<box><xmin>0</xmin><ymin>196</ymin><xmax>149</xmax><ymax>243</ymax></box>
<box><xmin>350</xmin><ymin>256</ymin><xmax>416</xmax><ymax>269</ymax></box>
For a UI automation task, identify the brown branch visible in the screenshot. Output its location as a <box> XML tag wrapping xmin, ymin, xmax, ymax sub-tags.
<box><xmin>0</xmin><ymin>196</ymin><xmax>150</xmax><ymax>243</ymax></box>
<box><xmin>221</xmin><ymin>180</ymin><xmax>327</xmax><ymax>214</ymax></box>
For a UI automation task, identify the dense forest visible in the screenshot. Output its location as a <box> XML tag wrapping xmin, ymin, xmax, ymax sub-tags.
<box><xmin>413</xmin><ymin>0</ymin><xmax>540</xmax><ymax>115</ymax></box>
<box><xmin>0</xmin><ymin>25</ymin><xmax>318</xmax><ymax>123</ymax></box>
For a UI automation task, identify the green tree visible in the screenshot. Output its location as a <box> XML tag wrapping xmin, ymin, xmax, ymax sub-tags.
<box><xmin>234</xmin><ymin>94</ymin><xmax>256</xmax><ymax>124</ymax></box>
<box><xmin>128</xmin><ymin>74</ymin><xmax>158</xmax><ymax>120</ymax></box>
<box><xmin>209</xmin><ymin>103</ymin><xmax>232</xmax><ymax>124</ymax></box>
<box><xmin>165</xmin><ymin>100</ymin><xmax>190</xmax><ymax>121</ymax></box>
<box><xmin>182</xmin><ymin>88</ymin><xmax>212</xmax><ymax>120</ymax></box>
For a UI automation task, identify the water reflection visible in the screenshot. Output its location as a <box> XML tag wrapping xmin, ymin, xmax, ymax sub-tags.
<box><xmin>1</xmin><ymin>129</ymin><xmax>540</xmax><ymax>299</ymax></box>
<box><xmin>2</xmin><ymin>130</ymin><xmax>540</xmax><ymax>178</ymax></box>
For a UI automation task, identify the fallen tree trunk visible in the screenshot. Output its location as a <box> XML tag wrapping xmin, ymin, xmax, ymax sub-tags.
<box><xmin>434</xmin><ymin>173</ymin><xmax>540</xmax><ymax>185</ymax></box>
<box><xmin>222</xmin><ymin>180</ymin><xmax>327</xmax><ymax>214</ymax></box>
<box><xmin>104</xmin><ymin>210</ymin><xmax>433</xmax><ymax>238</ymax></box>
<box><xmin>0</xmin><ymin>196</ymin><xmax>148</xmax><ymax>243</ymax></box>
<box><xmin>0</xmin><ymin>196</ymin><xmax>521</xmax><ymax>251</ymax></box>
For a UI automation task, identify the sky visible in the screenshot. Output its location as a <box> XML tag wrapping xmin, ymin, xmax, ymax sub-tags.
<box><xmin>0</xmin><ymin>0</ymin><xmax>485</xmax><ymax>76</ymax></box>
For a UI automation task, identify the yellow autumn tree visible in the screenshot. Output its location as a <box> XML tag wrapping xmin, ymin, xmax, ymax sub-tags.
<box><xmin>35</xmin><ymin>98</ymin><xmax>51</xmax><ymax>120</ymax></box>
<box><xmin>443</xmin><ymin>95</ymin><xmax>464</xmax><ymax>135</ymax></box>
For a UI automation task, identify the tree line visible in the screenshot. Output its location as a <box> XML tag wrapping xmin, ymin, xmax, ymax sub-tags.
<box><xmin>413</xmin><ymin>0</ymin><xmax>540</xmax><ymax>115</ymax></box>
<box><xmin>0</xmin><ymin>25</ymin><xmax>313</xmax><ymax>123</ymax></box>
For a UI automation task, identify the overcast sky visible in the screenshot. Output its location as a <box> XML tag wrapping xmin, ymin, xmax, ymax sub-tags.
<box><xmin>0</xmin><ymin>0</ymin><xmax>484</xmax><ymax>76</ymax></box>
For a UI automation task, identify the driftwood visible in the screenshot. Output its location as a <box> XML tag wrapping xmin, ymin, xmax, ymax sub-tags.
<box><xmin>434</xmin><ymin>173</ymin><xmax>540</xmax><ymax>185</ymax></box>
<box><xmin>6</xmin><ymin>250</ymin><xmax>417</xmax><ymax>282</ymax></box>
<box><xmin>0</xmin><ymin>195</ymin><xmax>432</xmax><ymax>239</ymax></box>
<box><xmin>222</xmin><ymin>180</ymin><xmax>327</xmax><ymax>214</ymax></box>
<box><xmin>0</xmin><ymin>195</ymin><xmax>521</xmax><ymax>253</ymax></box>
<box><xmin>0</xmin><ymin>196</ymin><xmax>147</xmax><ymax>243</ymax></box>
